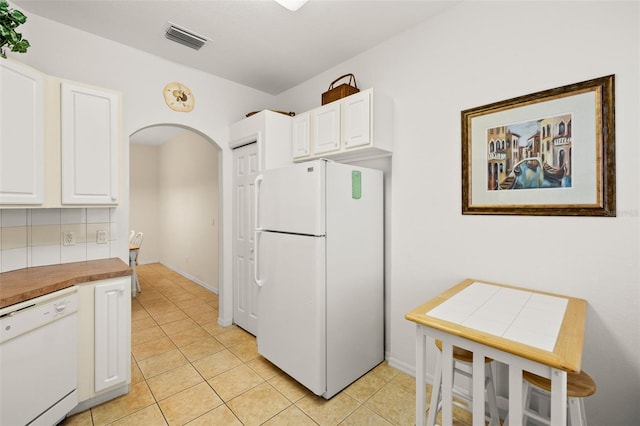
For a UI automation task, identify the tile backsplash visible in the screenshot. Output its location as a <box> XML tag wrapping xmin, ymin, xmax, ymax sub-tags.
<box><xmin>0</xmin><ymin>208</ymin><xmax>118</xmax><ymax>273</ymax></box>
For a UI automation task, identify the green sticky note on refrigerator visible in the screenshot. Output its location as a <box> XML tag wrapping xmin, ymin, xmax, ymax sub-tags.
<box><xmin>352</xmin><ymin>171</ymin><xmax>361</xmax><ymax>199</ymax></box>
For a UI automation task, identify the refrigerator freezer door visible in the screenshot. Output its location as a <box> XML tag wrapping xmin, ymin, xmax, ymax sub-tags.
<box><xmin>256</xmin><ymin>160</ymin><xmax>325</xmax><ymax>236</ymax></box>
<box><xmin>256</xmin><ymin>231</ymin><xmax>326</xmax><ymax>396</ymax></box>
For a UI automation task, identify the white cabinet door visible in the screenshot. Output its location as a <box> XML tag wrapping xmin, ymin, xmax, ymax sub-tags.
<box><xmin>61</xmin><ymin>82</ymin><xmax>119</xmax><ymax>205</ymax></box>
<box><xmin>343</xmin><ymin>90</ymin><xmax>371</xmax><ymax>149</ymax></box>
<box><xmin>232</xmin><ymin>142</ymin><xmax>260</xmax><ymax>335</ymax></box>
<box><xmin>0</xmin><ymin>59</ymin><xmax>44</xmax><ymax>204</ymax></box>
<box><xmin>312</xmin><ymin>102</ymin><xmax>341</xmax><ymax>154</ymax></box>
<box><xmin>94</xmin><ymin>278</ymin><xmax>130</xmax><ymax>392</ymax></box>
<box><xmin>291</xmin><ymin>112</ymin><xmax>310</xmax><ymax>159</ymax></box>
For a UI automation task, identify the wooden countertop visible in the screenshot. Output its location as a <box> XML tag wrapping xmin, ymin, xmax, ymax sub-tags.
<box><xmin>405</xmin><ymin>278</ymin><xmax>588</xmax><ymax>373</ymax></box>
<box><xmin>0</xmin><ymin>258</ymin><xmax>132</xmax><ymax>309</ymax></box>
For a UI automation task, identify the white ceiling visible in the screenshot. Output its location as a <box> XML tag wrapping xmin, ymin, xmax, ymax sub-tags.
<box><xmin>13</xmin><ymin>0</ymin><xmax>458</xmax><ymax>95</ymax></box>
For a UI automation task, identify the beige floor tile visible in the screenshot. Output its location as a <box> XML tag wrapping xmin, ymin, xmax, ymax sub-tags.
<box><xmin>182</xmin><ymin>303</ymin><xmax>217</xmax><ymax>318</ymax></box>
<box><xmin>192</xmin><ymin>349</ymin><xmax>243</xmax><ymax>379</ymax></box>
<box><xmin>341</xmin><ymin>405</ymin><xmax>394</xmax><ymax>425</ymax></box>
<box><xmin>179</xmin><ymin>336</ymin><xmax>225</xmax><ymax>362</ymax></box>
<box><xmin>168</xmin><ymin>326</ymin><xmax>211</xmax><ymax>347</ymax></box>
<box><xmin>131</xmin><ymin>316</ymin><xmax>157</xmax><ymax>331</ymax></box>
<box><xmin>344</xmin><ymin>371</ymin><xmax>387</xmax><ymax>402</ymax></box>
<box><xmin>262</xmin><ymin>405</ymin><xmax>317</xmax><ymax>425</ymax></box>
<box><xmin>208</xmin><ymin>364</ymin><xmax>265</xmax><ymax>401</ymax></box>
<box><xmin>365</xmin><ymin>382</ymin><xmax>415</xmax><ymax>426</ymax></box>
<box><xmin>227</xmin><ymin>382</ymin><xmax>291</xmax><ymax>426</ymax></box>
<box><xmin>138</xmin><ymin>349</ymin><xmax>189</xmax><ymax>379</ymax></box>
<box><xmin>131</xmin><ymin>325</ymin><xmax>167</xmax><ymax>347</ymax></box>
<box><xmin>131</xmin><ymin>307</ymin><xmax>151</xmax><ymax>321</ymax></box>
<box><xmin>228</xmin><ymin>339</ymin><xmax>260</xmax><ymax>362</ymax></box>
<box><xmin>131</xmin><ymin>357</ymin><xmax>145</xmax><ymax>384</ymax></box>
<box><xmin>135</xmin><ymin>289</ymin><xmax>164</xmax><ymax>302</ymax></box>
<box><xmin>247</xmin><ymin>356</ymin><xmax>282</xmax><ymax>380</ymax></box>
<box><xmin>215</xmin><ymin>327</ymin><xmax>255</xmax><ymax>347</ymax></box>
<box><xmin>296</xmin><ymin>392</ymin><xmax>359</xmax><ymax>425</ymax></box>
<box><xmin>132</xmin><ymin>335</ymin><xmax>177</xmax><ymax>361</ymax></box>
<box><xmin>188</xmin><ymin>309</ymin><xmax>219</xmax><ymax>326</ymax></box>
<box><xmin>368</xmin><ymin>361</ymin><xmax>401</xmax><ymax>383</ymax></box>
<box><xmin>173</xmin><ymin>296</ymin><xmax>206</xmax><ymax>310</ymax></box>
<box><xmin>160</xmin><ymin>317</ymin><xmax>199</xmax><ymax>336</ymax></box>
<box><xmin>185</xmin><ymin>405</ymin><xmax>243</xmax><ymax>426</ymax></box>
<box><xmin>151</xmin><ymin>309</ymin><xmax>189</xmax><ymax>325</ymax></box>
<box><xmin>390</xmin><ymin>371</ymin><xmax>419</xmax><ymax>396</ymax></box>
<box><xmin>268</xmin><ymin>373</ymin><xmax>312</xmax><ymax>403</ymax></box>
<box><xmin>61</xmin><ymin>409</ymin><xmax>92</xmax><ymax>426</ymax></box>
<box><xmin>201</xmin><ymin>319</ymin><xmax>228</xmax><ymax>336</ymax></box>
<box><xmin>147</xmin><ymin>364</ymin><xmax>204</xmax><ymax>401</ymax></box>
<box><xmin>90</xmin><ymin>381</ymin><xmax>155</xmax><ymax>426</ymax></box>
<box><xmin>108</xmin><ymin>404</ymin><xmax>168</xmax><ymax>425</ymax></box>
<box><xmin>157</xmin><ymin>382</ymin><xmax>223</xmax><ymax>425</ymax></box>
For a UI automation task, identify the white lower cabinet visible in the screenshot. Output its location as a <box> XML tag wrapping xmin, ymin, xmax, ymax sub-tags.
<box><xmin>77</xmin><ymin>277</ymin><xmax>130</xmax><ymax>405</ymax></box>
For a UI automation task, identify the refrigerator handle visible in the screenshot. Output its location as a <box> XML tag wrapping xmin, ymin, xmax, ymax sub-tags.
<box><xmin>254</xmin><ymin>174</ymin><xmax>263</xmax><ymax>232</ymax></box>
<box><xmin>254</xmin><ymin>174</ymin><xmax>264</xmax><ymax>287</ymax></box>
<box><xmin>254</xmin><ymin>230</ymin><xmax>263</xmax><ymax>287</ymax></box>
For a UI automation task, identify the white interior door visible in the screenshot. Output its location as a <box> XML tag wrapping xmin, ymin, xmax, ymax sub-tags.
<box><xmin>232</xmin><ymin>142</ymin><xmax>259</xmax><ymax>335</ymax></box>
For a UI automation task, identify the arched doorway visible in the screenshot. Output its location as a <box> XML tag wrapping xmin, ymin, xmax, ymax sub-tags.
<box><xmin>129</xmin><ymin>124</ymin><xmax>222</xmax><ymax>296</ymax></box>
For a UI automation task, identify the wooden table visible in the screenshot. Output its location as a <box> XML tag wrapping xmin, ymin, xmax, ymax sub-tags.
<box><xmin>405</xmin><ymin>279</ymin><xmax>587</xmax><ymax>426</ymax></box>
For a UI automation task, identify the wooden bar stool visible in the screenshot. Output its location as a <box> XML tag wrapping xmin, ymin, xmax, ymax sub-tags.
<box><xmin>520</xmin><ymin>370</ymin><xmax>596</xmax><ymax>426</ymax></box>
<box><xmin>427</xmin><ymin>340</ymin><xmax>501</xmax><ymax>426</ymax></box>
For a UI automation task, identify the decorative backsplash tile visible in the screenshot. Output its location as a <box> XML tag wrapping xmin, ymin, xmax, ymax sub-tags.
<box><xmin>0</xmin><ymin>208</ymin><xmax>118</xmax><ymax>273</ymax></box>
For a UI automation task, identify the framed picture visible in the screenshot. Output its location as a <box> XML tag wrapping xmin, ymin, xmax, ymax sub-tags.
<box><xmin>461</xmin><ymin>75</ymin><xmax>615</xmax><ymax>216</ymax></box>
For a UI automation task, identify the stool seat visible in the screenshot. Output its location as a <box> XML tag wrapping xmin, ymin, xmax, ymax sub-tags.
<box><xmin>523</xmin><ymin>370</ymin><xmax>596</xmax><ymax>398</ymax></box>
<box><xmin>435</xmin><ymin>339</ymin><xmax>493</xmax><ymax>363</ymax></box>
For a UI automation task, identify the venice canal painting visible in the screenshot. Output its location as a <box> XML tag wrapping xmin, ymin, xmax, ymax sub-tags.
<box><xmin>486</xmin><ymin>113</ymin><xmax>573</xmax><ymax>191</ymax></box>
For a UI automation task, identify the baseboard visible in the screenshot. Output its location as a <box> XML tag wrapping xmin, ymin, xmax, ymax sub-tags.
<box><xmin>67</xmin><ymin>385</ymin><xmax>129</xmax><ymax>416</ymax></box>
<box><xmin>157</xmin><ymin>261</ymin><xmax>219</xmax><ymax>295</ymax></box>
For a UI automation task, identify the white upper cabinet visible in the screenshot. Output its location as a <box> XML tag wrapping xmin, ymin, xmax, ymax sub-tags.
<box><xmin>312</xmin><ymin>101</ymin><xmax>341</xmax><ymax>154</ymax></box>
<box><xmin>0</xmin><ymin>59</ymin><xmax>45</xmax><ymax>204</ymax></box>
<box><xmin>291</xmin><ymin>112</ymin><xmax>311</xmax><ymax>159</ymax></box>
<box><xmin>0</xmin><ymin>60</ymin><xmax>122</xmax><ymax>208</ymax></box>
<box><xmin>343</xmin><ymin>90</ymin><xmax>371</xmax><ymax>149</ymax></box>
<box><xmin>61</xmin><ymin>82</ymin><xmax>120</xmax><ymax>205</ymax></box>
<box><xmin>292</xmin><ymin>88</ymin><xmax>392</xmax><ymax>162</ymax></box>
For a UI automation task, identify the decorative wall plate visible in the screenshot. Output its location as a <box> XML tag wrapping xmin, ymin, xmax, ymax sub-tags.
<box><xmin>163</xmin><ymin>82</ymin><xmax>194</xmax><ymax>112</ymax></box>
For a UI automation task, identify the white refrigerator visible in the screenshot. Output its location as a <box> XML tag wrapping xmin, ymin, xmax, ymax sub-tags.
<box><xmin>254</xmin><ymin>159</ymin><xmax>384</xmax><ymax>399</ymax></box>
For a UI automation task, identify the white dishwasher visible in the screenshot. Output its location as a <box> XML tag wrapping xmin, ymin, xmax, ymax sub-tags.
<box><xmin>0</xmin><ymin>286</ymin><xmax>79</xmax><ymax>426</ymax></box>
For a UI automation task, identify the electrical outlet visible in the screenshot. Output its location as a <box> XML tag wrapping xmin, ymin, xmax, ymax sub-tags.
<box><xmin>63</xmin><ymin>231</ymin><xmax>75</xmax><ymax>246</ymax></box>
<box><xmin>97</xmin><ymin>230</ymin><xmax>107</xmax><ymax>244</ymax></box>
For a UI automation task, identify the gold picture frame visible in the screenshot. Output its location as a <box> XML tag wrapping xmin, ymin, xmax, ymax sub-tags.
<box><xmin>462</xmin><ymin>75</ymin><xmax>615</xmax><ymax>216</ymax></box>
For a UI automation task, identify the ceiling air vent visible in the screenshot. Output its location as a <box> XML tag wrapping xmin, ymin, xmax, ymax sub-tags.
<box><xmin>165</xmin><ymin>23</ymin><xmax>207</xmax><ymax>50</ymax></box>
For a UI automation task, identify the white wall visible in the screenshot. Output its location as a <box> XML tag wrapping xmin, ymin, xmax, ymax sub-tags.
<box><xmin>130</xmin><ymin>143</ymin><xmax>161</xmax><ymax>262</ymax></box>
<box><xmin>159</xmin><ymin>132</ymin><xmax>219</xmax><ymax>291</ymax></box>
<box><xmin>276</xmin><ymin>2</ymin><xmax>640</xmax><ymax>424</ymax></box>
<box><xmin>13</xmin><ymin>8</ymin><xmax>277</xmax><ymax>325</ymax></box>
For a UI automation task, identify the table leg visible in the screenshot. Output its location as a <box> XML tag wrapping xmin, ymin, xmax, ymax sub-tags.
<box><xmin>550</xmin><ymin>369</ymin><xmax>567</xmax><ymax>426</ymax></box>
<box><xmin>416</xmin><ymin>326</ymin><xmax>427</xmax><ymax>426</ymax></box>
<box><xmin>508</xmin><ymin>365</ymin><xmax>523</xmax><ymax>425</ymax></box>
<box><xmin>472</xmin><ymin>352</ymin><xmax>485</xmax><ymax>426</ymax></box>
<box><xmin>441</xmin><ymin>341</ymin><xmax>454</xmax><ymax>426</ymax></box>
